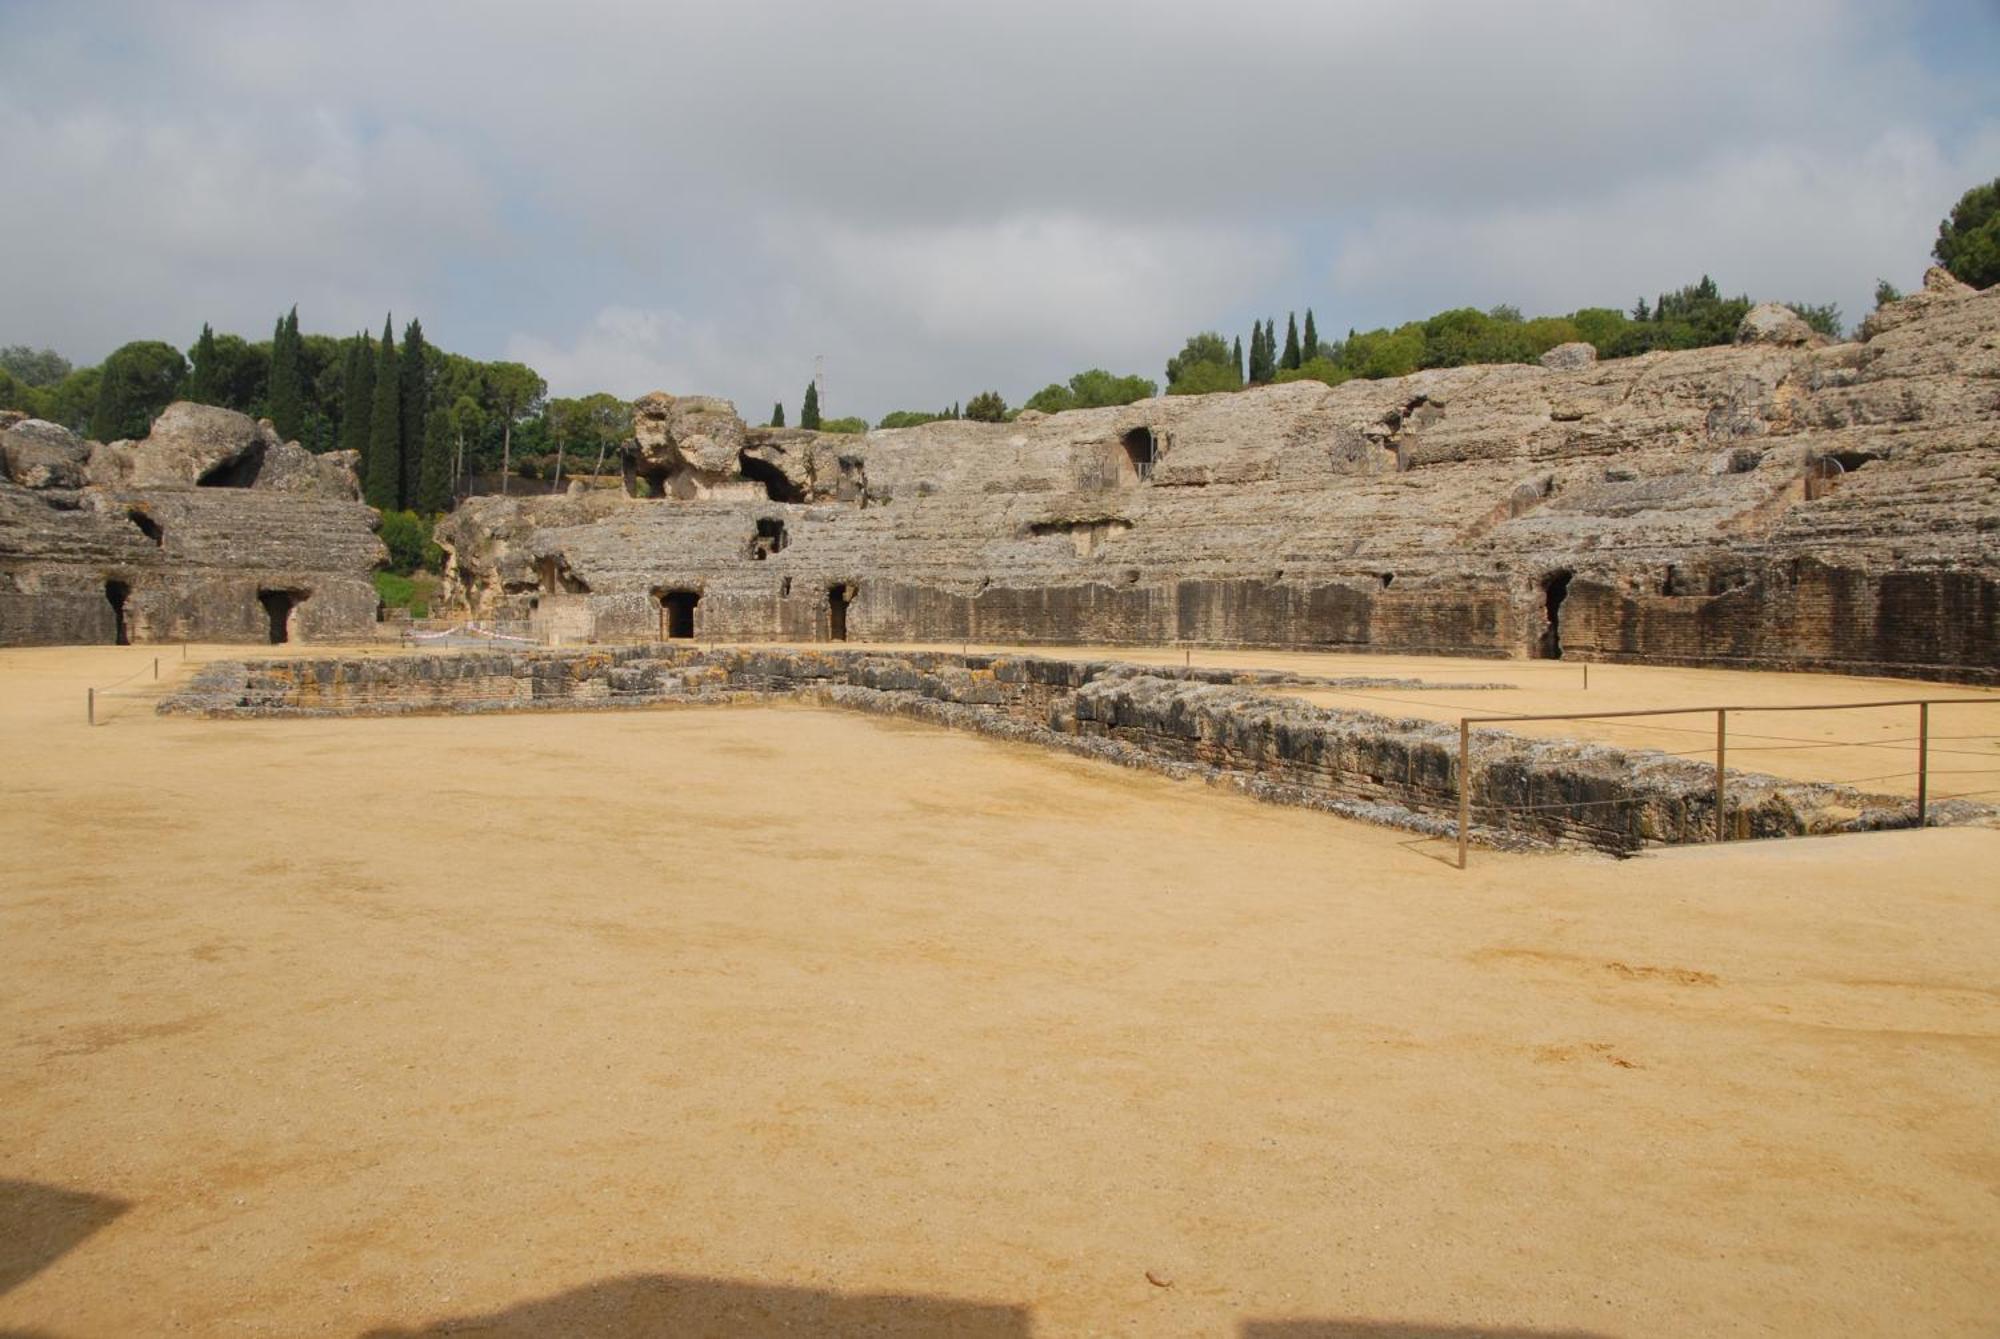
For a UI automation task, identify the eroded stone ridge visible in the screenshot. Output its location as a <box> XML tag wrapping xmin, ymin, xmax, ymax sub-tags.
<box><xmin>1</xmin><ymin>404</ymin><xmax>383</xmax><ymax>645</ymax></box>
<box><xmin>438</xmin><ymin>278</ymin><xmax>1999</xmax><ymax>682</ymax></box>
<box><xmin>161</xmin><ymin>646</ymin><xmax>1973</xmax><ymax>853</ymax></box>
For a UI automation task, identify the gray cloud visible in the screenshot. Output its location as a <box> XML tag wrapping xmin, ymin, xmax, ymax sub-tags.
<box><xmin>1</xmin><ymin>0</ymin><xmax>1994</xmax><ymax>419</ymax></box>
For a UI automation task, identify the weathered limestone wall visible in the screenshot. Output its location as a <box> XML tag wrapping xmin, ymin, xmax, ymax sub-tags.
<box><xmin>0</xmin><ymin>403</ymin><xmax>384</xmax><ymax>646</ymax></box>
<box><xmin>163</xmin><ymin>646</ymin><xmax>1964</xmax><ymax>854</ymax></box>
<box><xmin>436</xmin><ymin>276</ymin><xmax>2000</xmax><ymax>682</ymax></box>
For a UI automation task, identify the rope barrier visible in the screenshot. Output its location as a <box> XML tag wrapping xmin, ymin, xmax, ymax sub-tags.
<box><xmin>86</xmin><ymin>655</ymin><xmax>165</xmax><ymax>724</ymax></box>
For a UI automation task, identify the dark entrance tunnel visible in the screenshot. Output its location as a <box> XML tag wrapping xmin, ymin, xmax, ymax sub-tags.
<box><xmin>257</xmin><ymin>589</ymin><xmax>300</xmax><ymax>644</ymax></box>
<box><xmin>198</xmin><ymin>447</ymin><xmax>265</xmax><ymax>488</ymax></box>
<box><xmin>750</xmin><ymin>518</ymin><xmax>788</xmax><ymax>559</ymax></box>
<box><xmin>659</xmin><ymin>589</ymin><xmax>700</xmax><ymax>639</ymax></box>
<box><xmin>1537</xmin><ymin>570</ymin><xmax>1573</xmax><ymax>659</ymax></box>
<box><xmin>828</xmin><ymin>583</ymin><xmax>854</xmax><ymax>641</ymax></box>
<box><xmin>739</xmin><ymin>452</ymin><xmax>804</xmax><ymax>503</ymax></box>
<box><xmin>104</xmin><ymin>580</ymin><xmax>131</xmax><ymax>646</ymax></box>
<box><xmin>1120</xmin><ymin>427</ymin><xmax>1157</xmax><ymax>482</ymax></box>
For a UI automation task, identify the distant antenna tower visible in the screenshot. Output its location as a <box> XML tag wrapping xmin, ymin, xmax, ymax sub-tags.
<box><xmin>815</xmin><ymin>354</ymin><xmax>825</xmax><ymax>412</ymax></box>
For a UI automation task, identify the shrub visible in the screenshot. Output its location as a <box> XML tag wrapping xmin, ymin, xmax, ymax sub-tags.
<box><xmin>816</xmin><ymin>416</ymin><xmax>867</xmax><ymax>434</ymax></box>
<box><xmin>877</xmin><ymin>409</ymin><xmax>950</xmax><ymax>429</ymax></box>
<box><xmin>1272</xmin><ymin>357</ymin><xmax>1353</xmax><ymax>387</ymax></box>
<box><xmin>1167</xmin><ymin>360</ymin><xmax>1244</xmax><ymax>396</ymax></box>
<box><xmin>377</xmin><ymin>509</ymin><xmax>441</xmax><ymax>576</ymax></box>
<box><xmin>372</xmin><ymin>570</ymin><xmax>438</xmax><ymax>619</ymax></box>
<box><xmin>963</xmin><ymin>391</ymin><xmax>1008</xmax><ymax>422</ymax></box>
<box><xmin>1933</xmin><ymin>177</ymin><xmax>2000</xmax><ymax>289</ymax></box>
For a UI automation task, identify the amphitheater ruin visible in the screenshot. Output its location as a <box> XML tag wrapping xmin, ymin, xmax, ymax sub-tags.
<box><xmin>5</xmin><ymin>275</ymin><xmax>2000</xmax><ymax>1335</ymax></box>
<box><xmin>4</xmin><ymin>272</ymin><xmax>1997</xmax><ymax>860</ymax></box>
<box><xmin>6</xmin><ymin>271</ymin><xmax>1994</xmax><ymax>680</ymax></box>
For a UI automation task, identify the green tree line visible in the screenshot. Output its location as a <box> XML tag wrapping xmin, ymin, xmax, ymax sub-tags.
<box><xmin>2</xmin><ymin>312</ymin><xmax>633</xmax><ymax>511</ymax></box>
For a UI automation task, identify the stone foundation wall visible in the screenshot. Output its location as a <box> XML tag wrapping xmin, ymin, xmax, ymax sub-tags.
<box><xmin>163</xmin><ymin>646</ymin><xmax>1958</xmax><ymax>855</ymax></box>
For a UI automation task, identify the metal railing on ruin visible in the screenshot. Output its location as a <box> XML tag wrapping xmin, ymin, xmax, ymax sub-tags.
<box><xmin>1453</xmin><ymin>696</ymin><xmax>2000</xmax><ymax>868</ymax></box>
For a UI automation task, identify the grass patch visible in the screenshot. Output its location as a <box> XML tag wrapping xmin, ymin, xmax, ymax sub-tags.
<box><xmin>374</xmin><ymin>570</ymin><xmax>441</xmax><ymax>619</ymax></box>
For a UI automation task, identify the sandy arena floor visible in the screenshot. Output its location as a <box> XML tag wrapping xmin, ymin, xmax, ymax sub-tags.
<box><xmin>3</xmin><ymin>644</ymin><xmax>1998</xmax><ymax>1336</ymax></box>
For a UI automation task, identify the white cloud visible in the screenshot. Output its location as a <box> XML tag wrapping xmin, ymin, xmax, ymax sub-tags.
<box><xmin>0</xmin><ymin>94</ymin><xmax>500</xmax><ymax>359</ymax></box>
<box><xmin>509</xmin><ymin>215</ymin><xmax>1285</xmax><ymax>415</ymax></box>
<box><xmin>792</xmin><ymin>214</ymin><xmax>1285</xmax><ymax>348</ymax></box>
<box><xmin>0</xmin><ymin>0</ymin><xmax>1994</xmax><ymax>413</ymax></box>
<box><xmin>1328</xmin><ymin>125</ymin><xmax>2000</xmax><ymax>332</ymax></box>
<box><xmin>505</xmin><ymin>308</ymin><xmax>736</xmax><ymax>402</ymax></box>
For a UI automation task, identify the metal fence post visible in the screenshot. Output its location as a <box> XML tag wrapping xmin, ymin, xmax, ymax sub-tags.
<box><xmin>1715</xmin><ymin>708</ymin><xmax>1727</xmax><ymax>843</ymax></box>
<box><xmin>1916</xmin><ymin>701</ymin><xmax>1929</xmax><ymax>828</ymax></box>
<box><xmin>1458</xmin><ymin>718</ymin><xmax>1471</xmax><ymax>870</ymax></box>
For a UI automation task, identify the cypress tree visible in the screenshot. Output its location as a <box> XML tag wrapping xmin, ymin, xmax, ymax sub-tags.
<box><xmin>1282</xmin><ymin>312</ymin><xmax>1302</xmax><ymax>370</ymax></box>
<box><xmin>1232</xmin><ymin>335</ymin><xmax>1244</xmax><ymax>383</ymax></box>
<box><xmin>267</xmin><ymin>306</ymin><xmax>304</xmax><ymax>440</ymax></box>
<box><xmin>801</xmin><ymin>380</ymin><xmax>821</xmax><ymax>429</ymax></box>
<box><xmin>341</xmin><ymin>332</ymin><xmax>374</xmax><ymax>472</ymax></box>
<box><xmin>416</xmin><ymin>405</ymin><xmax>454</xmax><ymax>514</ymax></box>
<box><xmin>399</xmin><ymin>318</ymin><xmax>430</xmax><ymax>509</ymax></box>
<box><xmin>188</xmin><ymin>323</ymin><xmax>219</xmax><ymax>404</ymax></box>
<box><xmin>771</xmin><ymin>401</ymin><xmax>785</xmax><ymax>428</ymax></box>
<box><xmin>365</xmin><ymin>317</ymin><xmax>400</xmax><ymax>510</ymax></box>
<box><xmin>1302</xmin><ymin>309</ymin><xmax>1318</xmax><ymax>363</ymax></box>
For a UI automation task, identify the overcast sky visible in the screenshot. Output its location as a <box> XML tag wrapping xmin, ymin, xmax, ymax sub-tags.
<box><xmin>3</xmin><ymin>0</ymin><xmax>1997</xmax><ymax>420</ymax></box>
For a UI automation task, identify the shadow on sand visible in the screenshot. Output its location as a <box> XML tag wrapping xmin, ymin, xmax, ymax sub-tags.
<box><xmin>359</xmin><ymin>1272</ymin><xmax>1030</xmax><ymax>1337</ymax></box>
<box><xmin>1244</xmin><ymin>1322</ymin><xmax>1613</xmax><ymax>1338</ymax></box>
<box><xmin>0</xmin><ymin>1178</ymin><xmax>128</xmax><ymax>1299</ymax></box>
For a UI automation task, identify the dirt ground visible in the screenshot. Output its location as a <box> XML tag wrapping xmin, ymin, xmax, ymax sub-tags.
<box><xmin>3</xmin><ymin>644</ymin><xmax>1998</xmax><ymax>1337</ymax></box>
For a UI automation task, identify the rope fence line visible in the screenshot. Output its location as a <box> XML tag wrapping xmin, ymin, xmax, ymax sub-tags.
<box><xmin>1455</xmin><ymin>696</ymin><xmax>1996</xmax><ymax>869</ymax></box>
<box><xmin>85</xmin><ymin>655</ymin><xmax>166</xmax><ymax>725</ymax></box>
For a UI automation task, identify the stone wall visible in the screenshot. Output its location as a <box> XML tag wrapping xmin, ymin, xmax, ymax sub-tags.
<box><xmin>435</xmin><ymin>277</ymin><xmax>2000</xmax><ymax>682</ymax></box>
<box><xmin>0</xmin><ymin>403</ymin><xmax>384</xmax><ymax>646</ymax></box>
<box><xmin>163</xmin><ymin>646</ymin><xmax>1965</xmax><ymax>855</ymax></box>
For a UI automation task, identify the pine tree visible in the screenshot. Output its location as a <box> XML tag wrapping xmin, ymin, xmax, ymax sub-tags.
<box><xmin>1249</xmin><ymin>319</ymin><xmax>1278</xmax><ymax>383</ymax></box>
<box><xmin>341</xmin><ymin>333</ymin><xmax>374</xmax><ymax>472</ymax></box>
<box><xmin>416</xmin><ymin>405</ymin><xmax>454</xmax><ymax>514</ymax></box>
<box><xmin>801</xmin><ymin>380</ymin><xmax>821</xmax><ymax>430</ymax></box>
<box><xmin>188</xmin><ymin>324</ymin><xmax>219</xmax><ymax>404</ymax></box>
<box><xmin>365</xmin><ymin>317</ymin><xmax>400</xmax><ymax>510</ymax></box>
<box><xmin>1281</xmin><ymin>312</ymin><xmax>1302</xmax><ymax>370</ymax></box>
<box><xmin>267</xmin><ymin>306</ymin><xmax>304</xmax><ymax>441</ymax></box>
<box><xmin>1232</xmin><ymin>335</ymin><xmax>1244</xmax><ymax>383</ymax></box>
<box><xmin>1302</xmin><ymin>309</ymin><xmax>1318</xmax><ymax>362</ymax></box>
<box><xmin>399</xmin><ymin>318</ymin><xmax>430</xmax><ymax>509</ymax></box>
<box><xmin>771</xmin><ymin>401</ymin><xmax>785</xmax><ymax>428</ymax></box>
